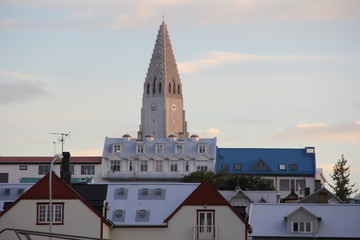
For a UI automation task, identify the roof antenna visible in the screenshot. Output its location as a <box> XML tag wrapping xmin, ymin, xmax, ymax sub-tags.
<box><xmin>162</xmin><ymin>14</ymin><xmax>165</xmax><ymax>23</ymax></box>
<box><xmin>50</xmin><ymin>132</ymin><xmax>71</xmax><ymax>152</ymax></box>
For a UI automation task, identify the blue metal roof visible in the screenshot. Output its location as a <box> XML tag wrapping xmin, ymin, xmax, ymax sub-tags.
<box><xmin>216</xmin><ymin>147</ymin><xmax>316</xmax><ymax>176</ymax></box>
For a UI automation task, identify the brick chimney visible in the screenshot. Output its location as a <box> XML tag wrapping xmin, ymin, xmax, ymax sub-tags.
<box><xmin>60</xmin><ymin>152</ymin><xmax>71</xmax><ymax>186</ymax></box>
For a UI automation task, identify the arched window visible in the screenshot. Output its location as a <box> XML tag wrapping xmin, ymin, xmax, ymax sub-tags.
<box><xmin>146</xmin><ymin>83</ymin><xmax>150</xmax><ymax>94</ymax></box>
<box><xmin>173</xmin><ymin>79</ymin><xmax>176</xmax><ymax>94</ymax></box>
<box><xmin>178</xmin><ymin>84</ymin><xmax>180</xmax><ymax>94</ymax></box>
<box><xmin>169</xmin><ymin>83</ymin><xmax>171</xmax><ymax>93</ymax></box>
<box><xmin>159</xmin><ymin>82</ymin><xmax>162</xmax><ymax>93</ymax></box>
<box><xmin>153</xmin><ymin>77</ymin><xmax>156</xmax><ymax>94</ymax></box>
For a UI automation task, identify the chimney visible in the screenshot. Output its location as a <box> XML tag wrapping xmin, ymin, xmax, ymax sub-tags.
<box><xmin>314</xmin><ymin>180</ymin><xmax>322</xmax><ymax>191</ymax></box>
<box><xmin>61</xmin><ymin>152</ymin><xmax>71</xmax><ymax>186</ymax></box>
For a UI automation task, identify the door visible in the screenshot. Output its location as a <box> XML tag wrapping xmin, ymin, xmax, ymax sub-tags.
<box><xmin>197</xmin><ymin>211</ymin><xmax>215</xmax><ymax>240</ymax></box>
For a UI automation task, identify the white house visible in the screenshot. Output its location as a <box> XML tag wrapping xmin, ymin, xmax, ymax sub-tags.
<box><xmin>0</xmin><ymin>172</ymin><xmax>110</xmax><ymax>239</ymax></box>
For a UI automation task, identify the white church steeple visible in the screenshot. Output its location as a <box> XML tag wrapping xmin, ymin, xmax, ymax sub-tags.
<box><xmin>139</xmin><ymin>21</ymin><xmax>188</xmax><ymax>139</ymax></box>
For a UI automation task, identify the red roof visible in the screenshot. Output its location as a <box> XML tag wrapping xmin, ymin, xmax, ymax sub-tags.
<box><xmin>0</xmin><ymin>172</ymin><xmax>109</xmax><ymax>226</ymax></box>
<box><xmin>164</xmin><ymin>179</ymin><xmax>250</xmax><ymax>232</ymax></box>
<box><xmin>0</xmin><ymin>156</ymin><xmax>102</xmax><ymax>164</ymax></box>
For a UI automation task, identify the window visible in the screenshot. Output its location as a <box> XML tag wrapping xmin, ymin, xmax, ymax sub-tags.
<box><xmin>170</xmin><ymin>161</ymin><xmax>178</xmax><ymax>172</ymax></box>
<box><xmin>234</xmin><ymin>163</ymin><xmax>241</xmax><ymax>170</ymax></box>
<box><xmin>37</xmin><ymin>203</ymin><xmax>64</xmax><ymax>225</ymax></box>
<box><xmin>292</xmin><ymin>221</ymin><xmax>312</xmax><ymax>233</ymax></box>
<box><xmin>290</xmin><ymin>164</ymin><xmax>298</xmax><ymax>171</ymax></box>
<box><xmin>136</xmin><ymin>144</ymin><xmax>144</xmax><ymax>154</ymax></box>
<box><xmin>296</xmin><ymin>180</ymin><xmax>306</xmax><ymax>192</ymax></box>
<box><xmin>140</xmin><ymin>161</ymin><xmax>148</xmax><ymax>172</ymax></box>
<box><xmin>221</xmin><ymin>163</ymin><xmax>229</xmax><ymax>170</ymax></box>
<box><xmin>197</xmin><ymin>210</ymin><xmax>215</xmax><ymax>240</ymax></box>
<box><xmin>280</xmin><ymin>179</ymin><xmax>290</xmax><ymax>191</ymax></box>
<box><xmin>113</xmin><ymin>144</ymin><xmax>121</xmax><ymax>153</ymax></box>
<box><xmin>19</xmin><ymin>165</ymin><xmax>28</xmax><ymax>170</ymax></box>
<box><xmin>185</xmin><ymin>161</ymin><xmax>190</xmax><ymax>172</ymax></box>
<box><xmin>129</xmin><ymin>161</ymin><xmax>133</xmax><ymax>171</ymax></box>
<box><xmin>155</xmin><ymin>144</ymin><xmax>164</xmax><ymax>154</ymax></box>
<box><xmin>155</xmin><ymin>160</ymin><xmax>163</xmax><ymax>172</ymax></box>
<box><xmin>38</xmin><ymin>166</ymin><xmax>50</xmax><ymax>175</ymax></box>
<box><xmin>279</xmin><ymin>164</ymin><xmax>286</xmax><ymax>170</ymax></box>
<box><xmin>110</xmin><ymin>160</ymin><xmax>121</xmax><ymax>172</ymax></box>
<box><xmin>175</xmin><ymin>144</ymin><xmax>184</xmax><ymax>154</ymax></box>
<box><xmin>198</xmin><ymin>144</ymin><xmax>207</xmax><ymax>154</ymax></box>
<box><xmin>197</xmin><ymin>161</ymin><xmax>208</xmax><ymax>172</ymax></box>
<box><xmin>81</xmin><ymin>165</ymin><xmax>95</xmax><ymax>175</ymax></box>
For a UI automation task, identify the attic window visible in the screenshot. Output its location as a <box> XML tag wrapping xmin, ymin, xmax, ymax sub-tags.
<box><xmin>17</xmin><ymin>188</ymin><xmax>24</xmax><ymax>195</ymax></box>
<box><xmin>4</xmin><ymin>188</ymin><xmax>10</xmax><ymax>195</ymax></box>
<box><xmin>142</xmin><ymin>188</ymin><xmax>149</xmax><ymax>195</ymax></box>
<box><xmin>221</xmin><ymin>163</ymin><xmax>230</xmax><ymax>171</ymax></box>
<box><xmin>234</xmin><ymin>163</ymin><xmax>241</xmax><ymax>170</ymax></box>
<box><xmin>155</xmin><ymin>188</ymin><xmax>162</xmax><ymax>195</ymax></box>
<box><xmin>37</xmin><ymin>203</ymin><xmax>64</xmax><ymax>225</ymax></box>
<box><xmin>290</xmin><ymin>164</ymin><xmax>298</xmax><ymax>171</ymax></box>
<box><xmin>115</xmin><ymin>210</ymin><xmax>123</xmax><ymax>217</ymax></box>
<box><xmin>292</xmin><ymin>221</ymin><xmax>312</xmax><ymax>233</ymax></box>
<box><xmin>113</xmin><ymin>144</ymin><xmax>122</xmax><ymax>153</ymax></box>
<box><xmin>279</xmin><ymin>164</ymin><xmax>286</xmax><ymax>170</ymax></box>
<box><xmin>118</xmin><ymin>188</ymin><xmax>125</xmax><ymax>195</ymax></box>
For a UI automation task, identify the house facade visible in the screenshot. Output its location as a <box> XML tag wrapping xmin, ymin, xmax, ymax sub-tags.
<box><xmin>0</xmin><ymin>172</ymin><xmax>110</xmax><ymax>239</ymax></box>
<box><xmin>101</xmin><ymin>134</ymin><xmax>216</xmax><ymax>181</ymax></box>
<box><xmin>216</xmin><ymin>147</ymin><xmax>316</xmax><ymax>200</ymax></box>
<box><xmin>0</xmin><ymin>156</ymin><xmax>102</xmax><ymax>183</ymax></box>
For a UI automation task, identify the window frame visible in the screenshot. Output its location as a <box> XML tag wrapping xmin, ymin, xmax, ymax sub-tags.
<box><xmin>136</xmin><ymin>144</ymin><xmax>144</xmax><ymax>154</ymax></box>
<box><xmin>233</xmin><ymin>163</ymin><xmax>241</xmax><ymax>170</ymax></box>
<box><xmin>170</xmin><ymin>161</ymin><xmax>178</xmax><ymax>172</ymax></box>
<box><xmin>19</xmin><ymin>165</ymin><xmax>28</xmax><ymax>170</ymax></box>
<box><xmin>290</xmin><ymin>164</ymin><xmax>298</xmax><ymax>171</ymax></box>
<box><xmin>221</xmin><ymin>163</ymin><xmax>230</xmax><ymax>171</ymax></box>
<box><xmin>175</xmin><ymin>144</ymin><xmax>184</xmax><ymax>154</ymax></box>
<box><xmin>81</xmin><ymin>165</ymin><xmax>95</xmax><ymax>175</ymax></box>
<box><xmin>37</xmin><ymin>202</ymin><xmax>64</xmax><ymax>225</ymax></box>
<box><xmin>155</xmin><ymin>144</ymin><xmax>165</xmax><ymax>154</ymax></box>
<box><xmin>113</xmin><ymin>144</ymin><xmax>122</xmax><ymax>153</ymax></box>
<box><xmin>140</xmin><ymin>161</ymin><xmax>148</xmax><ymax>172</ymax></box>
<box><xmin>198</xmin><ymin>144</ymin><xmax>207</xmax><ymax>154</ymax></box>
<box><xmin>110</xmin><ymin>160</ymin><xmax>121</xmax><ymax>172</ymax></box>
<box><xmin>38</xmin><ymin>165</ymin><xmax>50</xmax><ymax>175</ymax></box>
<box><xmin>292</xmin><ymin>221</ymin><xmax>312</xmax><ymax>233</ymax></box>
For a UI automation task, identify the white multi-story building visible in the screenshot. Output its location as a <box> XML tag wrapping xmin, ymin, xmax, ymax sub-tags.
<box><xmin>101</xmin><ymin>134</ymin><xmax>216</xmax><ymax>181</ymax></box>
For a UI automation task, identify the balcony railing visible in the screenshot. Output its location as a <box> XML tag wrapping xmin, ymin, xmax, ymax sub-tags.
<box><xmin>193</xmin><ymin>224</ymin><xmax>217</xmax><ymax>240</ymax></box>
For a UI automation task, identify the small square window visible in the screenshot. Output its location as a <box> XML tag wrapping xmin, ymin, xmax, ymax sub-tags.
<box><xmin>19</xmin><ymin>165</ymin><xmax>28</xmax><ymax>170</ymax></box>
<box><xmin>81</xmin><ymin>165</ymin><xmax>95</xmax><ymax>175</ymax></box>
<box><xmin>198</xmin><ymin>144</ymin><xmax>207</xmax><ymax>154</ymax></box>
<box><xmin>221</xmin><ymin>163</ymin><xmax>229</xmax><ymax>170</ymax></box>
<box><xmin>234</xmin><ymin>163</ymin><xmax>241</xmax><ymax>170</ymax></box>
<box><xmin>279</xmin><ymin>164</ymin><xmax>286</xmax><ymax>170</ymax></box>
<box><xmin>175</xmin><ymin>144</ymin><xmax>184</xmax><ymax>154</ymax></box>
<box><xmin>155</xmin><ymin>144</ymin><xmax>164</xmax><ymax>154</ymax></box>
<box><xmin>113</xmin><ymin>144</ymin><xmax>121</xmax><ymax>153</ymax></box>
<box><xmin>38</xmin><ymin>166</ymin><xmax>50</xmax><ymax>175</ymax></box>
<box><xmin>290</xmin><ymin>164</ymin><xmax>298</xmax><ymax>171</ymax></box>
<box><xmin>136</xmin><ymin>144</ymin><xmax>144</xmax><ymax>154</ymax></box>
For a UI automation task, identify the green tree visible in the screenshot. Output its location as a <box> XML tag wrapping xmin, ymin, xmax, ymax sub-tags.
<box><xmin>329</xmin><ymin>155</ymin><xmax>357</xmax><ymax>202</ymax></box>
<box><xmin>180</xmin><ymin>171</ymin><xmax>274</xmax><ymax>190</ymax></box>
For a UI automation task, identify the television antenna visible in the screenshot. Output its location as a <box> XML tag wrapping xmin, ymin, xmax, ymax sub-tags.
<box><xmin>50</xmin><ymin>132</ymin><xmax>71</xmax><ymax>152</ymax></box>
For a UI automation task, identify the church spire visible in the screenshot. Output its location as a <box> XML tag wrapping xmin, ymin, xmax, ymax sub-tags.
<box><xmin>139</xmin><ymin>21</ymin><xmax>188</xmax><ymax>139</ymax></box>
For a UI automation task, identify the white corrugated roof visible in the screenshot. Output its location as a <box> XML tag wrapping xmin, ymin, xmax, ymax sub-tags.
<box><xmin>105</xmin><ymin>182</ymin><xmax>199</xmax><ymax>226</ymax></box>
<box><xmin>249</xmin><ymin>203</ymin><xmax>360</xmax><ymax>238</ymax></box>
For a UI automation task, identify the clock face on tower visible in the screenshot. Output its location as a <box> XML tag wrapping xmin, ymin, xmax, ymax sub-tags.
<box><xmin>151</xmin><ymin>103</ymin><xmax>157</xmax><ymax>111</ymax></box>
<box><xmin>172</xmin><ymin>104</ymin><xmax>176</xmax><ymax>111</ymax></box>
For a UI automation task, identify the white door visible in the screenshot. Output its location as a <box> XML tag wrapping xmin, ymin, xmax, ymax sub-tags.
<box><xmin>198</xmin><ymin>211</ymin><xmax>215</xmax><ymax>240</ymax></box>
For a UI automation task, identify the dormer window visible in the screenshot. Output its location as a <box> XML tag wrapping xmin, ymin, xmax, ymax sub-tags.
<box><xmin>113</xmin><ymin>144</ymin><xmax>122</xmax><ymax>153</ymax></box>
<box><xmin>155</xmin><ymin>144</ymin><xmax>164</xmax><ymax>154</ymax></box>
<box><xmin>136</xmin><ymin>144</ymin><xmax>144</xmax><ymax>154</ymax></box>
<box><xmin>175</xmin><ymin>144</ymin><xmax>184</xmax><ymax>154</ymax></box>
<box><xmin>198</xmin><ymin>144</ymin><xmax>207</xmax><ymax>154</ymax></box>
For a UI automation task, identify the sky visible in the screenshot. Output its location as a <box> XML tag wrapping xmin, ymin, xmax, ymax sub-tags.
<box><xmin>0</xmin><ymin>0</ymin><xmax>359</xmax><ymax>192</ymax></box>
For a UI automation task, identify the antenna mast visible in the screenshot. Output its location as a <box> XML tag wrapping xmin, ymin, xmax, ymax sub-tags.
<box><xmin>50</xmin><ymin>132</ymin><xmax>71</xmax><ymax>152</ymax></box>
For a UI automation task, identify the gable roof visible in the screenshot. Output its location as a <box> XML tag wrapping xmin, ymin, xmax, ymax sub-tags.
<box><xmin>298</xmin><ymin>187</ymin><xmax>343</xmax><ymax>204</ymax></box>
<box><xmin>216</xmin><ymin>147</ymin><xmax>316</xmax><ymax>175</ymax></box>
<box><xmin>164</xmin><ymin>180</ymin><xmax>249</xmax><ymax>230</ymax></box>
<box><xmin>251</xmin><ymin>159</ymin><xmax>272</xmax><ymax>171</ymax></box>
<box><xmin>0</xmin><ymin>172</ymin><xmax>109</xmax><ymax>226</ymax></box>
<box><xmin>284</xmin><ymin>206</ymin><xmax>321</xmax><ymax>220</ymax></box>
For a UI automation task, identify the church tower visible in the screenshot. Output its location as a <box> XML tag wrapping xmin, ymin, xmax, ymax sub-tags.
<box><xmin>139</xmin><ymin>21</ymin><xmax>188</xmax><ymax>138</ymax></box>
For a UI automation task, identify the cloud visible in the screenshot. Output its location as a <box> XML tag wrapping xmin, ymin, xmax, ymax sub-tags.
<box><xmin>72</xmin><ymin>148</ymin><xmax>102</xmax><ymax>156</ymax></box>
<box><xmin>1</xmin><ymin>0</ymin><xmax>358</xmax><ymax>31</ymax></box>
<box><xmin>271</xmin><ymin>121</ymin><xmax>360</xmax><ymax>143</ymax></box>
<box><xmin>195</xmin><ymin>128</ymin><xmax>221</xmax><ymax>138</ymax></box>
<box><xmin>178</xmin><ymin>51</ymin><xmax>339</xmax><ymax>74</ymax></box>
<box><xmin>0</xmin><ymin>81</ymin><xmax>46</xmax><ymax>104</ymax></box>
